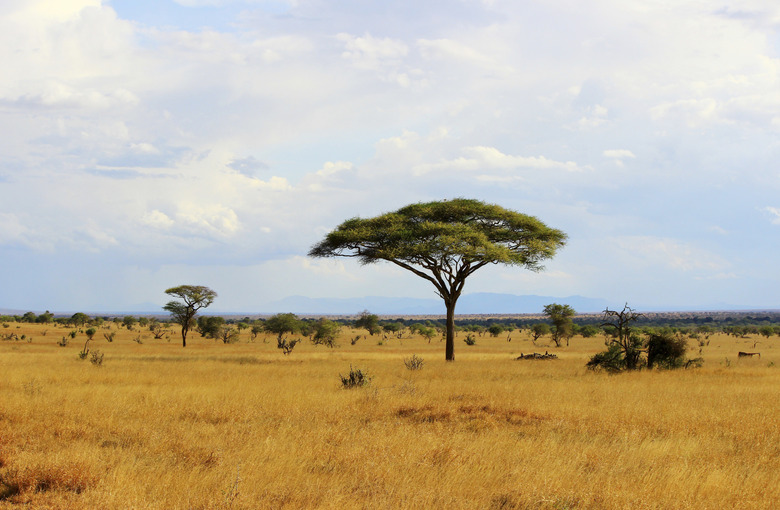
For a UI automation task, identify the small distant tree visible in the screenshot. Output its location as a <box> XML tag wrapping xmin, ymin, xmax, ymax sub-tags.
<box><xmin>197</xmin><ymin>316</ymin><xmax>225</xmax><ymax>339</ymax></box>
<box><xmin>579</xmin><ymin>324</ymin><xmax>600</xmax><ymax>338</ymax></box>
<box><xmin>588</xmin><ymin>304</ymin><xmax>648</xmax><ymax>372</ymax></box>
<box><xmin>312</xmin><ymin>318</ymin><xmax>341</xmax><ymax>347</ymax></box>
<box><xmin>646</xmin><ymin>331</ymin><xmax>688</xmax><ymax>369</ymax></box>
<box><xmin>250</xmin><ymin>322</ymin><xmax>264</xmax><ymax>341</ymax></box>
<box><xmin>163</xmin><ymin>285</ymin><xmax>218</xmax><ymax>347</ymax></box>
<box><xmin>355</xmin><ymin>310</ymin><xmax>381</xmax><ymax>336</ymax></box>
<box><xmin>264</xmin><ymin>313</ymin><xmax>301</xmax><ymax>349</ymax></box>
<box><xmin>382</xmin><ymin>322</ymin><xmax>404</xmax><ymax>338</ymax></box>
<box><xmin>488</xmin><ymin>324</ymin><xmax>505</xmax><ymax>337</ymax></box>
<box><xmin>122</xmin><ymin>316</ymin><xmax>137</xmax><ymax>330</ymax></box>
<box><xmin>531</xmin><ymin>323</ymin><xmax>550</xmax><ymax>345</ymax></box>
<box><xmin>150</xmin><ymin>321</ymin><xmax>165</xmax><ymax>340</ymax></box>
<box><xmin>543</xmin><ymin>303</ymin><xmax>575</xmax><ymax>347</ymax></box>
<box><xmin>21</xmin><ymin>312</ymin><xmax>37</xmax><ymax>323</ymax></box>
<box><xmin>36</xmin><ymin>311</ymin><xmax>54</xmax><ymax>324</ymax></box>
<box><xmin>70</xmin><ymin>312</ymin><xmax>90</xmax><ymax>327</ymax></box>
<box><xmin>217</xmin><ymin>326</ymin><xmax>240</xmax><ymax>344</ymax></box>
<box><xmin>759</xmin><ymin>325</ymin><xmax>775</xmax><ymax>339</ymax></box>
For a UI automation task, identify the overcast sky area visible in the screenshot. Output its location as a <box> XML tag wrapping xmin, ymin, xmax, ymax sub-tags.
<box><xmin>1</xmin><ymin>0</ymin><xmax>779</xmax><ymax>313</ymax></box>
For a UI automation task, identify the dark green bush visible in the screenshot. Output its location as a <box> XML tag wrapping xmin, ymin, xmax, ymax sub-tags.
<box><xmin>646</xmin><ymin>332</ymin><xmax>688</xmax><ymax>369</ymax></box>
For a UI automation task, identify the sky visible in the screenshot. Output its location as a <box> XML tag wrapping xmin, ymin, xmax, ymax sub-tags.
<box><xmin>1</xmin><ymin>0</ymin><xmax>779</xmax><ymax>313</ymax></box>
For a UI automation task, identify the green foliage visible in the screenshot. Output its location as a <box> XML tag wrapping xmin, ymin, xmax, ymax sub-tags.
<box><xmin>312</xmin><ymin>318</ymin><xmax>341</xmax><ymax>348</ymax></box>
<box><xmin>487</xmin><ymin>324</ymin><xmax>504</xmax><ymax>337</ymax></box>
<box><xmin>68</xmin><ymin>312</ymin><xmax>89</xmax><ymax>326</ymax></box>
<box><xmin>339</xmin><ymin>366</ymin><xmax>371</xmax><ymax>389</ymax></box>
<box><xmin>579</xmin><ymin>325</ymin><xmax>600</xmax><ymax>338</ymax></box>
<box><xmin>646</xmin><ymin>332</ymin><xmax>688</xmax><ymax>369</ymax></box>
<box><xmin>601</xmin><ymin>304</ymin><xmax>644</xmax><ymax>370</ymax></box>
<box><xmin>35</xmin><ymin>311</ymin><xmax>54</xmax><ymax>323</ymax></box>
<box><xmin>164</xmin><ymin>285</ymin><xmax>218</xmax><ymax>347</ymax></box>
<box><xmin>464</xmin><ymin>334</ymin><xmax>476</xmax><ymax>346</ymax></box>
<box><xmin>85</xmin><ymin>328</ymin><xmax>96</xmax><ymax>340</ymax></box>
<box><xmin>309</xmin><ymin>198</ymin><xmax>566</xmax><ymax>362</ymax></box>
<box><xmin>218</xmin><ymin>326</ymin><xmax>240</xmax><ymax>344</ymax></box>
<box><xmin>531</xmin><ymin>323</ymin><xmax>550</xmax><ymax>344</ymax></box>
<box><xmin>122</xmin><ymin>316</ymin><xmax>137</xmax><ymax>330</ymax></box>
<box><xmin>264</xmin><ymin>313</ymin><xmax>302</xmax><ymax>348</ymax></box>
<box><xmin>382</xmin><ymin>322</ymin><xmax>403</xmax><ymax>335</ymax></box>
<box><xmin>543</xmin><ymin>303</ymin><xmax>576</xmax><ymax>347</ymax></box>
<box><xmin>197</xmin><ymin>316</ymin><xmax>226</xmax><ymax>339</ymax></box>
<box><xmin>355</xmin><ymin>310</ymin><xmax>381</xmax><ymax>335</ymax></box>
<box><xmin>250</xmin><ymin>322</ymin><xmax>264</xmax><ymax>341</ymax></box>
<box><xmin>586</xmin><ymin>343</ymin><xmax>626</xmax><ymax>373</ymax></box>
<box><xmin>57</xmin><ymin>336</ymin><xmax>69</xmax><ymax>347</ymax></box>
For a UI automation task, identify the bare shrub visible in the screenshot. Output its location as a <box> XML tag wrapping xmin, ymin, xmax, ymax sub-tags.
<box><xmin>403</xmin><ymin>354</ymin><xmax>425</xmax><ymax>371</ymax></box>
<box><xmin>340</xmin><ymin>366</ymin><xmax>371</xmax><ymax>389</ymax></box>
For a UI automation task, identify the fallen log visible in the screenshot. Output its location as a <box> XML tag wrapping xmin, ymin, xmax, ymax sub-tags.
<box><xmin>516</xmin><ymin>352</ymin><xmax>558</xmax><ymax>360</ymax></box>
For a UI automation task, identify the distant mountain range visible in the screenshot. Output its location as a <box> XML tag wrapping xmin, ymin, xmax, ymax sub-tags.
<box><xmin>256</xmin><ymin>293</ymin><xmax>612</xmax><ymax>315</ymax></box>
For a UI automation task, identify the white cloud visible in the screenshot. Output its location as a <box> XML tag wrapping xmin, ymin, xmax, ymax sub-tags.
<box><xmin>603</xmin><ymin>149</ymin><xmax>636</xmax><ymax>160</ymax></box>
<box><xmin>603</xmin><ymin>149</ymin><xmax>636</xmax><ymax>167</ymax></box>
<box><xmin>414</xmin><ymin>146</ymin><xmax>583</xmax><ymax>175</ymax></box>
<box><xmin>613</xmin><ymin>236</ymin><xmax>730</xmax><ymax>273</ymax></box>
<box><xmin>2</xmin><ymin>0</ymin><xmax>780</xmax><ymax>310</ymax></box>
<box><xmin>766</xmin><ymin>207</ymin><xmax>780</xmax><ymax>225</ymax></box>
<box><xmin>337</xmin><ymin>32</ymin><xmax>408</xmax><ymax>71</ymax></box>
<box><xmin>142</xmin><ymin>210</ymin><xmax>175</xmax><ymax>230</ymax></box>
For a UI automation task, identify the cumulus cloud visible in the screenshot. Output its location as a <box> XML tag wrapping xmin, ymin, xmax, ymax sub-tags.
<box><xmin>414</xmin><ymin>146</ymin><xmax>583</xmax><ymax>175</ymax></box>
<box><xmin>2</xmin><ymin>0</ymin><xmax>780</xmax><ymax>310</ymax></box>
<box><xmin>766</xmin><ymin>207</ymin><xmax>780</xmax><ymax>225</ymax></box>
<box><xmin>603</xmin><ymin>149</ymin><xmax>636</xmax><ymax>167</ymax></box>
<box><xmin>228</xmin><ymin>156</ymin><xmax>269</xmax><ymax>178</ymax></box>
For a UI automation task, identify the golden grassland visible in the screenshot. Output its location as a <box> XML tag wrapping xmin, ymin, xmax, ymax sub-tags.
<box><xmin>0</xmin><ymin>322</ymin><xmax>778</xmax><ymax>509</ymax></box>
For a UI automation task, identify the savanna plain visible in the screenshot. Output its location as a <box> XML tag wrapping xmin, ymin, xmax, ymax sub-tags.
<box><xmin>1</xmin><ymin>321</ymin><xmax>778</xmax><ymax>509</ymax></box>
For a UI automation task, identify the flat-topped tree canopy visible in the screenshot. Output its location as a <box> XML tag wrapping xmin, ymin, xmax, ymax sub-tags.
<box><xmin>309</xmin><ymin>198</ymin><xmax>567</xmax><ymax>361</ymax></box>
<box><xmin>163</xmin><ymin>285</ymin><xmax>217</xmax><ymax>347</ymax></box>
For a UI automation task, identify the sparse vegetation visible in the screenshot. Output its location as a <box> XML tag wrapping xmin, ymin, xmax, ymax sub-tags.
<box><xmin>339</xmin><ymin>365</ymin><xmax>371</xmax><ymax>388</ymax></box>
<box><xmin>403</xmin><ymin>354</ymin><xmax>425</xmax><ymax>370</ymax></box>
<box><xmin>0</xmin><ymin>318</ymin><xmax>778</xmax><ymax>508</ymax></box>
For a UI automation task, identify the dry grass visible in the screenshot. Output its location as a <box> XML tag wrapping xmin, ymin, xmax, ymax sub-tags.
<box><xmin>0</xmin><ymin>322</ymin><xmax>778</xmax><ymax>509</ymax></box>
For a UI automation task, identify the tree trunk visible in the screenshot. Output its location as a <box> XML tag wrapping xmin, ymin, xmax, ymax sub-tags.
<box><xmin>181</xmin><ymin>327</ymin><xmax>187</xmax><ymax>347</ymax></box>
<box><xmin>445</xmin><ymin>299</ymin><xmax>456</xmax><ymax>362</ymax></box>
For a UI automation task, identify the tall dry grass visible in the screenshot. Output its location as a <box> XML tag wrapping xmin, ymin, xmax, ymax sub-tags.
<box><xmin>0</xmin><ymin>321</ymin><xmax>778</xmax><ymax>508</ymax></box>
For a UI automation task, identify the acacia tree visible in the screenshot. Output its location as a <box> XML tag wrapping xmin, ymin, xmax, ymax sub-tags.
<box><xmin>543</xmin><ymin>303</ymin><xmax>576</xmax><ymax>347</ymax></box>
<box><xmin>163</xmin><ymin>285</ymin><xmax>217</xmax><ymax>347</ymax></box>
<box><xmin>355</xmin><ymin>310</ymin><xmax>381</xmax><ymax>335</ymax></box>
<box><xmin>309</xmin><ymin>198</ymin><xmax>566</xmax><ymax>361</ymax></box>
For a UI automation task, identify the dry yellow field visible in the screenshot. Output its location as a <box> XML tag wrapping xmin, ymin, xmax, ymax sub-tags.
<box><xmin>1</xmin><ymin>322</ymin><xmax>778</xmax><ymax>509</ymax></box>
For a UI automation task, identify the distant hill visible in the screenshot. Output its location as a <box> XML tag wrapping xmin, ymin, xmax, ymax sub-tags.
<box><xmin>258</xmin><ymin>293</ymin><xmax>611</xmax><ymax>315</ymax></box>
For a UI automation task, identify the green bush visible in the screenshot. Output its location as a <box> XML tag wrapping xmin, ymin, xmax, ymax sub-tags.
<box><xmin>646</xmin><ymin>332</ymin><xmax>688</xmax><ymax>369</ymax></box>
<box><xmin>586</xmin><ymin>343</ymin><xmax>626</xmax><ymax>373</ymax></box>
